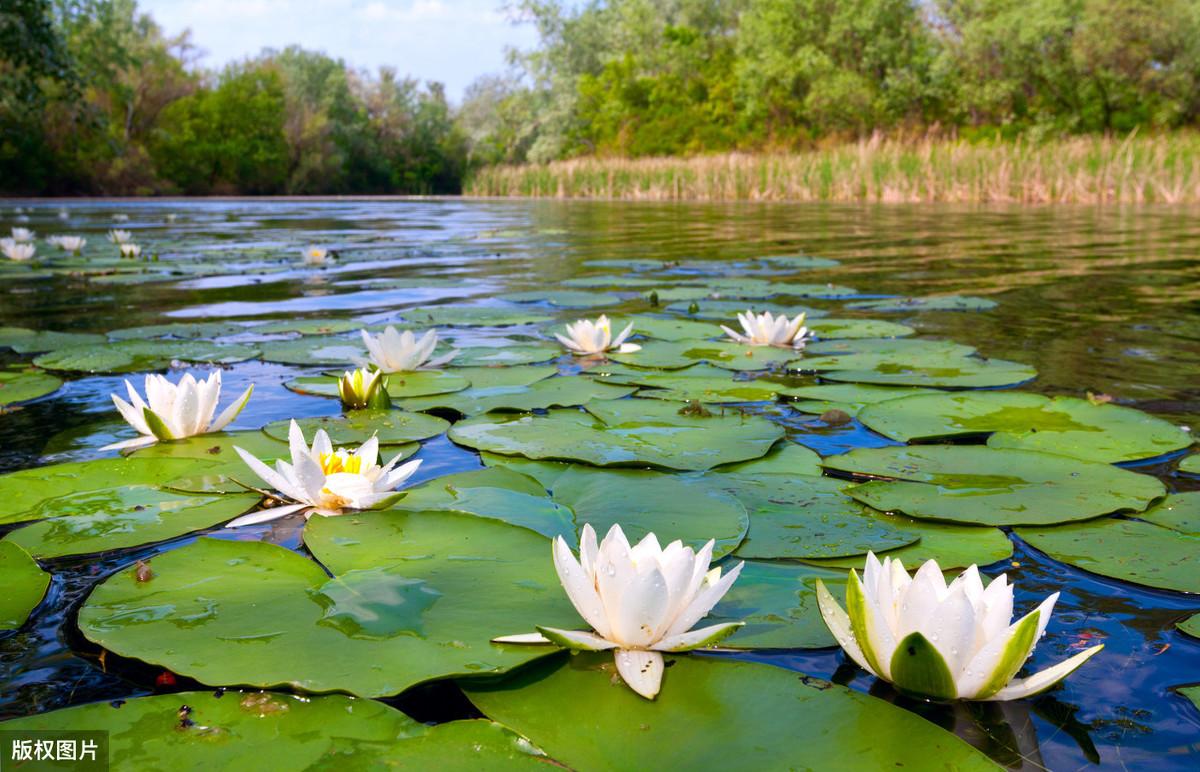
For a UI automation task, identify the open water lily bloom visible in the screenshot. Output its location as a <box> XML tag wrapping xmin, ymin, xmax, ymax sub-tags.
<box><xmin>119</xmin><ymin>243</ymin><xmax>142</xmax><ymax>259</ymax></box>
<box><xmin>1</xmin><ymin>240</ymin><xmax>35</xmax><ymax>261</ymax></box>
<box><xmin>493</xmin><ymin>523</ymin><xmax>744</xmax><ymax>700</ymax></box>
<box><xmin>556</xmin><ymin>315</ymin><xmax>641</xmax><ymax>356</ymax></box>
<box><xmin>227</xmin><ymin>420</ymin><xmax>421</xmax><ymax>527</ymax></box>
<box><xmin>11</xmin><ymin>227</ymin><xmax>34</xmax><ymax>242</ymax></box>
<box><xmin>359</xmin><ymin>326</ymin><xmax>457</xmax><ymax>372</ymax></box>
<box><xmin>721</xmin><ymin>310</ymin><xmax>809</xmax><ymax>349</ymax></box>
<box><xmin>104</xmin><ymin>371</ymin><xmax>253</xmax><ymax>451</ymax></box>
<box><xmin>303</xmin><ymin>246</ymin><xmax>330</xmax><ymax>264</ymax></box>
<box><xmin>815</xmin><ymin>552</ymin><xmax>1103</xmax><ymax>702</ymax></box>
<box><xmin>107</xmin><ymin>229</ymin><xmax>132</xmax><ymax>244</ymax></box>
<box><xmin>56</xmin><ymin>235</ymin><xmax>86</xmax><ymax>253</ymax></box>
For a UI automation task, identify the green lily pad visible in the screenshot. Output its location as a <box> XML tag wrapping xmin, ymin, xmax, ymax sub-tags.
<box><xmin>0</xmin><ymin>691</ymin><xmax>549</xmax><ymax>769</ymax></box>
<box><xmin>34</xmin><ymin>341</ymin><xmax>259</xmax><ymax>373</ymax></box>
<box><xmin>547</xmin><ymin>465</ymin><xmax>749</xmax><ymax>559</ymax></box>
<box><xmin>264</xmin><ymin>411</ymin><xmax>449</xmax><ymax>446</ymax></box>
<box><xmin>711</xmin><ymin>442</ymin><xmax>824</xmax><ymax>476</ymax></box>
<box><xmin>462</xmin><ymin>654</ymin><xmax>996</xmax><ymax>771</ymax></box>
<box><xmin>708</xmin><ymin>559</ymin><xmax>846</xmax><ymax>648</ymax></box>
<box><xmin>500</xmin><ymin>289</ymin><xmax>622</xmax><ymax>308</ymax></box>
<box><xmin>79</xmin><ymin>514</ymin><xmax>579</xmax><ymax>697</ymax></box>
<box><xmin>804</xmin><ymin>338</ymin><xmax>977</xmax><ymax>358</ymax></box>
<box><xmin>785</xmin><ymin>383</ymin><xmax>940</xmax><ymax>416</ymax></box>
<box><xmin>0</xmin><ymin>457</ymin><xmax>215</xmax><ymax>525</ymax></box>
<box><xmin>807</xmin><ymin>318</ymin><xmax>915</xmax><ymax>339</ymax></box>
<box><xmin>0</xmin><ymin>541</ymin><xmax>49</xmax><ymax>630</ymax></box>
<box><xmin>824</xmin><ymin>446</ymin><xmax>1164</xmax><ymax>526</ymax></box>
<box><xmin>610</xmin><ymin>339</ymin><xmax>800</xmax><ymax>371</ymax></box>
<box><xmin>1136</xmin><ymin>492</ymin><xmax>1200</xmax><ymax>535</ymax></box>
<box><xmin>402</xmin><ymin>306</ymin><xmax>553</xmax><ymax>327</ymax></box>
<box><xmin>0</xmin><ymin>327</ymin><xmax>107</xmax><ymax>354</ymax></box>
<box><xmin>629</xmin><ymin>373</ymin><xmax>801</xmax><ymax>403</ymax></box>
<box><xmin>1178</xmin><ymin>614</ymin><xmax>1200</xmax><ymax>638</ymax></box>
<box><xmin>450</xmin><ymin>400</ymin><xmax>783</xmax><ymax>471</ymax></box>
<box><xmin>444</xmin><ymin>365</ymin><xmax>558</xmax><ymax>389</ymax></box>
<box><xmin>665</xmin><ymin>299</ymin><xmax>826</xmax><ymax>320</ymax></box>
<box><xmin>1180</xmin><ymin>455</ymin><xmax>1200</xmax><ymax>475</ymax></box>
<box><xmin>252</xmin><ymin>318</ymin><xmax>361</xmax><ymax>335</ymax></box>
<box><xmin>258</xmin><ymin>336</ymin><xmax>364</xmax><ymax>365</ymax></box>
<box><xmin>0</xmin><ymin>370</ymin><xmax>62</xmax><ymax>406</ymax></box>
<box><xmin>286</xmin><ymin>370</ymin><xmax>471</xmax><ymax>400</ymax></box>
<box><xmin>393</xmin><ymin>467</ymin><xmax>575</xmax><ymax>540</ymax></box>
<box><xmin>107</xmin><ymin>322</ymin><xmax>246</xmax><ymax>340</ymax></box>
<box><xmin>1017</xmin><ymin>518</ymin><xmax>1200</xmax><ymax>593</ymax></box>
<box><xmin>795</xmin><ymin>340</ymin><xmax>1035</xmax><ymax>387</ymax></box>
<box><xmin>4</xmin><ymin>490</ymin><xmax>260</xmax><ymax>559</ymax></box>
<box><xmin>802</xmin><ymin>517</ymin><xmax>1013</xmax><ymax>571</ymax></box>
<box><xmin>757</xmin><ymin>254</ymin><xmax>841</xmax><ymax>269</ymax></box>
<box><xmin>128</xmin><ymin>431</ymin><xmax>294</xmax><ymax>493</ymax></box>
<box><xmin>451</xmin><ymin>345</ymin><xmax>562</xmax><ymax>366</ymax></box>
<box><xmin>848</xmin><ymin>295</ymin><xmax>999</xmax><ymax>313</ymax></box>
<box><xmin>563</xmin><ymin>274</ymin><xmax>669</xmax><ymax>288</ymax></box>
<box><xmin>620</xmin><ymin>315</ymin><xmax>723</xmax><ymax>341</ymax></box>
<box><xmin>396</xmin><ymin>376</ymin><xmax>636</xmax><ymax>415</ymax></box>
<box><xmin>857</xmin><ymin>392</ymin><xmax>1192</xmax><ymax>463</ymax></box>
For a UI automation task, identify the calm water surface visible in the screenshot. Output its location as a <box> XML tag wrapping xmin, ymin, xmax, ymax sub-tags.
<box><xmin>0</xmin><ymin>200</ymin><xmax>1198</xmax><ymax>770</ymax></box>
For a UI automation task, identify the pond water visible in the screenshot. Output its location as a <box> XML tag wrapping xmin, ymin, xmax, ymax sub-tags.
<box><xmin>0</xmin><ymin>199</ymin><xmax>1198</xmax><ymax>770</ymax></box>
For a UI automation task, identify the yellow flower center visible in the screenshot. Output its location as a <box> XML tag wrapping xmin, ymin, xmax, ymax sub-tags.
<box><xmin>319</xmin><ymin>450</ymin><xmax>362</xmax><ymax>476</ymax></box>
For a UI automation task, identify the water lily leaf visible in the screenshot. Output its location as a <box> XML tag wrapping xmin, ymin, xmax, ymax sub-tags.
<box><xmin>785</xmin><ymin>383</ymin><xmax>940</xmax><ymax>415</ymax></box>
<box><xmin>451</xmin><ymin>344</ymin><xmax>562</xmax><ymax>366</ymax></box>
<box><xmin>4</xmin><ymin>489</ymin><xmax>260</xmax><ymax>559</ymax></box>
<box><xmin>0</xmin><ymin>691</ymin><xmax>549</xmax><ymax>769</ymax></box>
<box><xmin>610</xmin><ymin>339</ymin><xmax>800</xmax><ymax>371</ymax></box>
<box><xmin>1179</xmin><ymin>455</ymin><xmax>1200</xmax><ymax>475</ymax></box>
<box><xmin>393</xmin><ymin>467</ymin><xmax>575</xmax><ymax>540</ymax></box>
<box><xmin>1017</xmin><ymin>518</ymin><xmax>1200</xmax><ymax>593</ymax></box>
<box><xmin>808</xmin><ymin>318</ymin><xmax>915</xmax><ymax>339</ymax></box>
<box><xmin>0</xmin><ymin>327</ymin><xmax>106</xmax><ymax>354</ymax></box>
<box><xmin>707</xmin><ymin>559</ymin><xmax>846</xmax><ymax>648</ymax></box>
<box><xmin>547</xmin><ymin>465</ymin><xmax>749</xmax><ymax>559</ymax></box>
<box><xmin>445</xmin><ymin>365</ymin><xmax>558</xmax><ymax>389</ymax></box>
<box><xmin>664</xmin><ymin>299</ymin><xmax>827</xmax><ymax>320</ymax></box>
<box><xmin>629</xmin><ymin>373</ymin><xmax>802</xmax><ymax>403</ymax></box>
<box><xmin>757</xmin><ymin>254</ymin><xmax>841</xmax><ymax>269</ymax></box>
<box><xmin>127</xmin><ymin>431</ymin><xmax>295</xmax><ymax>493</ymax></box>
<box><xmin>0</xmin><ymin>370</ymin><xmax>62</xmax><ymax>406</ymax></box>
<box><xmin>0</xmin><ymin>457</ymin><xmax>215</xmax><ymax>525</ymax></box>
<box><xmin>621</xmin><ymin>315</ymin><xmax>723</xmax><ymax>341</ymax></box>
<box><xmin>1136</xmin><ymin>492</ymin><xmax>1200</xmax><ymax>536</ymax></box>
<box><xmin>258</xmin><ymin>335</ymin><xmax>364</xmax><ymax>365</ymax></box>
<box><xmin>107</xmin><ymin>321</ymin><xmax>246</xmax><ymax>340</ymax></box>
<box><xmin>500</xmin><ymin>289</ymin><xmax>622</xmax><ymax>307</ymax></box>
<box><xmin>450</xmin><ymin>401</ymin><xmax>783</xmax><ymax>471</ymax></box>
<box><xmin>264</xmin><ymin>411</ymin><xmax>449</xmax><ymax>446</ymax></box>
<box><xmin>0</xmin><ymin>541</ymin><xmax>49</xmax><ymax>630</ymax></box>
<box><xmin>402</xmin><ymin>306</ymin><xmax>553</xmax><ymax>327</ymax></box>
<box><xmin>1178</xmin><ymin>614</ymin><xmax>1200</xmax><ymax>639</ymax></box>
<box><xmin>396</xmin><ymin>376</ymin><xmax>636</xmax><ymax>415</ymax></box>
<box><xmin>79</xmin><ymin>514</ymin><xmax>579</xmax><ymax>697</ymax></box>
<box><xmin>462</xmin><ymin>654</ymin><xmax>996</xmax><ymax>771</ymax></box>
<box><xmin>563</xmin><ymin>274</ymin><xmax>669</xmax><ymax>288</ymax></box>
<box><xmin>848</xmin><ymin>296</ymin><xmax>999</xmax><ymax>313</ymax></box>
<box><xmin>817</xmin><ymin>357</ymin><xmax>1037</xmax><ymax>389</ymax></box>
<box><xmin>802</xmin><ymin>518</ymin><xmax>1013</xmax><ymax>571</ymax></box>
<box><xmin>711</xmin><ymin>442</ymin><xmax>823</xmax><ymax>475</ymax></box>
<box><xmin>251</xmin><ymin>318</ymin><xmax>361</xmax><ymax>335</ymax></box>
<box><xmin>286</xmin><ymin>370</ymin><xmax>471</xmax><ymax>400</ymax></box>
<box><xmin>804</xmin><ymin>337</ymin><xmax>977</xmax><ymax>358</ymax></box>
<box><xmin>857</xmin><ymin>392</ymin><xmax>1192</xmax><ymax>463</ymax></box>
<box><xmin>34</xmin><ymin>340</ymin><xmax>259</xmax><ymax>373</ymax></box>
<box><xmin>824</xmin><ymin>446</ymin><xmax>1164</xmax><ymax>526</ymax></box>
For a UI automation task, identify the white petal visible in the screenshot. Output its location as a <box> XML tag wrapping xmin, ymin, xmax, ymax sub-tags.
<box><xmin>984</xmin><ymin>645</ymin><xmax>1104</xmax><ymax>701</ymax></box>
<box><xmin>553</xmin><ymin>536</ymin><xmax>612</xmax><ymax>638</ymax></box>
<box><xmin>536</xmin><ymin>626</ymin><xmax>618</xmax><ymax>651</ymax></box>
<box><xmin>225</xmin><ymin>503</ymin><xmax>310</xmax><ymax>527</ymax></box>
<box><xmin>614</xmin><ymin>649</ymin><xmax>664</xmax><ymax>699</ymax></box>
<box><xmin>235</xmin><ymin>446</ymin><xmax>309</xmax><ymax>504</ymax></box>
<box><xmin>814</xmin><ymin>579</ymin><xmax>878</xmax><ymax>677</ymax></box>
<box><xmin>653</xmin><ymin>621</ymin><xmax>742</xmax><ymax>651</ymax></box>
<box><xmin>209</xmin><ymin>384</ymin><xmax>253</xmax><ymax>432</ymax></box>
<box><xmin>491</xmin><ymin>632</ymin><xmax>553</xmax><ymax>645</ymax></box>
<box><xmin>662</xmin><ymin>560</ymin><xmax>743</xmax><ymax>639</ymax></box>
<box><xmin>609</xmin><ymin>564</ymin><xmax>671</xmax><ymax>648</ymax></box>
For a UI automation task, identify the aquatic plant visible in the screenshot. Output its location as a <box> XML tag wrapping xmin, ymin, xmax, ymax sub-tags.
<box><xmin>105</xmin><ymin>371</ymin><xmax>253</xmax><ymax>450</ymax></box>
<box><xmin>556</xmin><ymin>315</ymin><xmax>640</xmax><ymax>355</ymax></box>
<box><xmin>359</xmin><ymin>326</ymin><xmax>456</xmax><ymax>372</ymax></box>
<box><xmin>720</xmin><ymin>309</ymin><xmax>809</xmax><ymax>349</ymax></box>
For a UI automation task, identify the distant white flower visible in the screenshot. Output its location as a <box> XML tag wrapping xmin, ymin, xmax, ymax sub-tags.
<box><xmin>165</xmin><ymin>213</ymin><xmax>178</xmax><ymax>223</ymax></box>
<box><xmin>11</xmin><ymin>227</ymin><xmax>34</xmax><ymax>242</ymax></box>
<box><xmin>119</xmin><ymin>243</ymin><xmax>142</xmax><ymax>259</ymax></box>
<box><xmin>112</xmin><ymin>213</ymin><xmax>129</xmax><ymax>222</ymax></box>
<box><xmin>108</xmin><ymin>229</ymin><xmax>132</xmax><ymax>244</ymax></box>
<box><xmin>303</xmin><ymin>246</ymin><xmax>331</xmax><ymax>264</ymax></box>
<box><xmin>56</xmin><ymin>236</ymin><xmax>86</xmax><ymax>254</ymax></box>
<box><xmin>556</xmin><ymin>315</ymin><xmax>640</xmax><ymax>356</ymax></box>
<box><xmin>104</xmin><ymin>371</ymin><xmax>253</xmax><ymax>451</ymax></box>
<box><xmin>358</xmin><ymin>326</ymin><xmax>457</xmax><ymax>372</ymax></box>
<box><xmin>1</xmin><ymin>239</ymin><xmax>36</xmax><ymax>261</ymax></box>
<box><xmin>57</xmin><ymin>208</ymin><xmax>69</xmax><ymax>220</ymax></box>
<box><xmin>493</xmin><ymin>523</ymin><xmax>744</xmax><ymax>700</ymax></box>
<box><xmin>227</xmin><ymin>419</ymin><xmax>421</xmax><ymax>527</ymax></box>
<box><xmin>815</xmin><ymin>552</ymin><xmax>1104</xmax><ymax>701</ymax></box>
<box><xmin>721</xmin><ymin>310</ymin><xmax>809</xmax><ymax>349</ymax></box>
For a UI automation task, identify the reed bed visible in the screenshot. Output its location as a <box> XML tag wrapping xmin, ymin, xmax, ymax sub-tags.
<box><xmin>465</xmin><ymin>134</ymin><xmax>1200</xmax><ymax>204</ymax></box>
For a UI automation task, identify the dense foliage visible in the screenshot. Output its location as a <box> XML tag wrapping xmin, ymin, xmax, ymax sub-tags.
<box><xmin>0</xmin><ymin>0</ymin><xmax>466</xmax><ymax>195</ymax></box>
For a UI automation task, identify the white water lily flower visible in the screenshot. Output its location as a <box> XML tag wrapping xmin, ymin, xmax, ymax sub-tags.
<box><xmin>303</xmin><ymin>246</ymin><xmax>330</xmax><ymax>264</ymax></box>
<box><xmin>104</xmin><ymin>371</ymin><xmax>253</xmax><ymax>451</ymax></box>
<box><xmin>108</xmin><ymin>229</ymin><xmax>132</xmax><ymax>244</ymax></box>
<box><xmin>57</xmin><ymin>235</ymin><xmax>86</xmax><ymax>253</ymax></box>
<box><xmin>112</xmin><ymin>213</ymin><xmax>129</xmax><ymax>222</ymax></box>
<box><xmin>358</xmin><ymin>326</ymin><xmax>457</xmax><ymax>372</ymax></box>
<box><xmin>227</xmin><ymin>419</ymin><xmax>421</xmax><ymax>527</ymax></box>
<box><xmin>493</xmin><ymin>523</ymin><xmax>744</xmax><ymax>700</ymax></box>
<box><xmin>11</xmin><ymin>227</ymin><xmax>34</xmax><ymax>242</ymax></box>
<box><xmin>58</xmin><ymin>208</ymin><xmax>69</xmax><ymax>220</ymax></box>
<box><xmin>119</xmin><ymin>243</ymin><xmax>142</xmax><ymax>259</ymax></box>
<box><xmin>556</xmin><ymin>315</ymin><xmax>641</xmax><ymax>356</ymax></box>
<box><xmin>1</xmin><ymin>240</ymin><xmax>36</xmax><ymax>261</ymax></box>
<box><xmin>815</xmin><ymin>552</ymin><xmax>1104</xmax><ymax>702</ymax></box>
<box><xmin>721</xmin><ymin>310</ymin><xmax>809</xmax><ymax>349</ymax></box>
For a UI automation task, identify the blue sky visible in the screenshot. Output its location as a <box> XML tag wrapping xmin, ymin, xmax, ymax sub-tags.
<box><xmin>139</xmin><ymin>0</ymin><xmax>540</xmax><ymax>102</ymax></box>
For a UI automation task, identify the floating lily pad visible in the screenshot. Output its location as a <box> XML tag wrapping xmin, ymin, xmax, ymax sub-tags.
<box><xmin>396</xmin><ymin>376</ymin><xmax>636</xmax><ymax>415</ymax></box>
<box><xmin>857</xmin><ymin>392</ymin><xmax>1192</xmax><ymax>463</ymax></box>
<box><xmin>807</xmin><ymin>318</ymin><xmax>915</xmax><ymax>339</ymax></box>
<box><xmin>4</xmin><ymin>490</ymin><xmax>260</xmax><ymax>559</ymax></box>
<box><xmin>610</xmin><ymin>339</ymin><xmax>800</xmax><ymax>371</ymax></box>
<box><xmin>80</xmin><ymin>515</ymin><xmax>579</xmax><ymax>697</ymax></box>
<box><xmin>824</xmin><ymin>446</ymin><xmax>1164</xmax><ymax>526</ymax></box>
<box><xmin>707</xmin><ymin>559</ymin><xmax>846</xmax><ymax>648</ymax></box>
<box><xmin>107</xmin><ymin>321</ymin><xmax>246</xmax><ymax>340</ymax></box>
<box><xmin>711</xmin><ymin>442</ymin><xmax>824</xmax><ymax>476</ymax></box>
<box><xmin>0</xmin><ymin>541</ymin><xmax>49</xmax><ymax>630</ymax></box>
<box><xmin>785</xmin><ymin>383</ymin><xmax>940</xmax><ymax>416</ymax></box>
<box><xmin>402</xmin><ymin>306</ymin><xmax>553</xmax><ymax>327</ymax></box>
<box><xmin>1178</xmin><ymin>614</ymin><xmax>1200</xmax><ymax>638</ymax></box>
<box><xmin>393</xmin><ymin>467</ymin><xmax>575</xmax><ymax>540</ymax></box>
<box><xmin>815</xmin><ymin>356</ymin><xmax>1037</xmax><ymax>388</ymax></box>
<box><xmin>1180</xmin><ymin>455</ymin><xmax>1200</xmax><ymax>476</ymax></box>
<box><xmin>500</xmin><ymin>289</ymin><xmax>622</xmax><ymax>308</ymax></box>
<box><xmin>450</xmin><ymin>401</ymin><xmax>783</xmax><ymax>471</ymax></box>
<box><xmin>264</xmin><ymin>411</ymin><xmax>449</xmax><ymax>446</ymax></box>
<box><xmin>563</xmin><ymin>274</ymin><xmax>668</xmax><ymax>288</ymax></box>
<box><xmin>451</xmin><ymin>344</ymin><xmax>562</xmax><ymax>366</ymax></box>
<box><xmin>848</xmin><ymin>295</ymin><xmax>999</xmax><ymax>313</ymax></box>
<box><xmin>128</xmin><ymin>431</ymin><xmax>295</xmax><ymax>493</ymax></box>
<box><xmin>1136</xmin><ymin>492</ymin><xmax>1200</xmax><ymax>536</ymax></box>
<box><xmin>34</xmin><ymin>340</ymin><xmax>259</xmax><ymax>373</ymax></box>
<box><xmin>800</xmin><ymin>518</ymin><xmax>1013</xmax><ymax>571</ymax></box>
<box><xmin>286</xmin><ymin>370</ymin><xmax>471</xmax><ymax>400</ymax></box>
<box><xmin>547</xmin><ymin>465</ymin><xmax>749</xmax><ymax>559</ymax></box>
<box><xmin>665</xmin><ymin>299</ymin><xmax>826</xmax><ymax>320</ymax></box>
<box><xmin>1017</xmin><ymin>518</ymin><xmax>1200</xmax><ymax>593</ymax></box>
<box><xmin>629</xmin><ymin>373</ymin><xmax>801</xmax><ymax>403</ymax></box>
<box><xmin>462</xmin><ymin>654</ymin><xmax>995</xmax><ymax>771</ymax></box>
<box><xmin>620</xmin><ymin>315</ymin><xmax>723</xmax><ymax>341</ymax></box>
<box><xmin>804</xmin><ymin>337</ymin><xmax>976</xmax><ymax>358</ymax></box>
<box><xmin>0</xmin><ymin>370</ymin><xmax>62</xmax><ymax>406</ymax></box>
<box><xmin>258</xmin><ymin>336</ymin><xmax>364</xmax><ymax>365</ymax></box>
<box><xmin>443</xmin><ymin>365</ymin><xmax>558</xmax><ymax>389</ymax></box>
<box><xmin>757</xmin><ymin>254</ymin><xmax>841</xmax><ymax>269</ymax></box>
<box><xmin>0</xmin><ymin>691</ymin><xmax>548</xmax><ymax>769</ymax></box>
<box><xmin>252</xmin><ymin>318</ymin><xmax>361</xmax><ymax>335</ymax></box>
<box><xmin>0</xmin><ymin>327</ymin><xmax>106</xmax><ymax>354</ymax></box>
<box><xmin>0</xmin><ymin>457</ymin><xmax>214</xmax><ymax>525</ymax></box>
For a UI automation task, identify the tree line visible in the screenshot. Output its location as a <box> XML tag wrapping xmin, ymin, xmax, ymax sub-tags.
<box><xmin>3</xmin><ymin>0</ymin><xmax>1199</xmax><ymax>195</ymax></box>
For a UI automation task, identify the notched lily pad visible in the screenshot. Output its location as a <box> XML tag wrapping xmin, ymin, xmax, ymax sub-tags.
<box><xmin>264</xmin><ymin>411</ymin><xmax>448</xmax><ymax>446</ymax></box>
<box><xmin>0</xmin><ymin>541</ymin><xmax>50</xmax><ymax>630</ymax></box>
<box><xmin>848</xmin><ymin>295</ymin><xmax>999</xmax><ymax>313</ymax></box>
<box><xmin>0</xmin><ymin>370</ymin><xmax>62</xmax><ymax>406</ymax></box>
<box><xmin>286</xmin><ymin>370</ymin><xmax>471</xmax><ymax>400</ymax></box>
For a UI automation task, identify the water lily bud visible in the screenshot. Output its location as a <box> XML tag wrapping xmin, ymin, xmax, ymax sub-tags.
<box><xmin>338</xmin><ymin>367</ymin><xmax>391</xmax><ymax>410</ymax></box>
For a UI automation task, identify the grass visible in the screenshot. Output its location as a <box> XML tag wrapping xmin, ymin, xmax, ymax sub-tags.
<box><xmin>465</xmin><ymin>133</ymin><xmax>1200</xmax><ymax>204</ymax></box>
